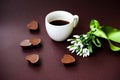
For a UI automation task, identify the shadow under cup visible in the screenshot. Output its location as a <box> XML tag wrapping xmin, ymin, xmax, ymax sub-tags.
<box><xmin>45</xmin><ymin>10</ymin><xmax>78</xmax><ymax>41</ymax></box>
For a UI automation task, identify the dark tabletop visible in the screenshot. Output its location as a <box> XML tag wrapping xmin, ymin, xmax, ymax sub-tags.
<box><xmin>0</xmin><ymin>0</ymin><xmax>120</xmax><ymax>80</ymax></box>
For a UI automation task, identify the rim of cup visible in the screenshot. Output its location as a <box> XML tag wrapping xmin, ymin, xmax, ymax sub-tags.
<box><xmin>45</xmin><ymin>10</ymin><xmax>75</xmax><ymax>27</ymax></box>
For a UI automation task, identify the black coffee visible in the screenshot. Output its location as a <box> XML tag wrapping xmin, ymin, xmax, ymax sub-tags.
<box><xmin>50</xmin><ymin>20</ymin><xmax>69</xmax><ymax>26</ymax></box>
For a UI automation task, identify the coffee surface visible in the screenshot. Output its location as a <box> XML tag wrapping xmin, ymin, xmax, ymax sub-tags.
<box><xmin>50</xmin><ymin>20</ymin><xmax>69</xmax><ymax>26</ymax></box>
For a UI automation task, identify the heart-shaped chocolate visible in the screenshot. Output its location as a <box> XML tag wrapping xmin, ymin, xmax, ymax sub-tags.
<box><xmin>61</xmin><ymin>54</ymin><xmax>75</xmax><ymax>64</ymax></box>
<box><xmin>25</xmin><ymin>54</ymin><xmax>39</xmax><ymax>64</ymax></box>
<box><xmin>27</xmin><ymin>20</ymin><xmax>38</xmax><ymax>30</ymax></box>
<box><xmin>29</xmin><ymin>38</ymin><xmax>41</xmax><ymax>46</ymax></box>
<box><xmin>20</xmin><ymin>39</ymin><xmax>32</xmax><ymax>47</ymax></box>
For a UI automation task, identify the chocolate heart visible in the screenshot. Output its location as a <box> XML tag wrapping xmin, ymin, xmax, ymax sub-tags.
<box><xmin>61</xmin><ymin>54</ymin><xmax>75</xmax><ymax>64</ymax></box>
<box><xmin>29</xmin><ymin>38</ymin><xmax>41</xmax><ymax>46</ymax></box>
<box><xmin>25</xmin><ymin>54</ymin><xmax>39</xmax><ymax>64</ymax></box>
<box><xmin>27</xmin><ymin>20</ymin><xmax>38</xmax><ymax>30</ymax></box>
<box><xmin>20</xmin><ymin>39</ymin><xmax>32</xmax><ymax>47</ymax></box>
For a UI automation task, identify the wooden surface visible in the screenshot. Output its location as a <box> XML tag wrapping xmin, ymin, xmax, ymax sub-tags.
<box><xmin>0</xmin><ymin>0</ymin><xmax>120</xmax><ymax>80</ymax></box>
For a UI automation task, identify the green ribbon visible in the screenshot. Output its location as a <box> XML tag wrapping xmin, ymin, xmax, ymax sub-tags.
<box><xmin>89</xmin><ymin>19</ymin><xmax>120</xmax><ymax>51</ymax></box>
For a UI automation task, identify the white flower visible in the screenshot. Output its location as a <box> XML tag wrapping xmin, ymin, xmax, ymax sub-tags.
<box><xmin>77</xmin><ymin>51</ymin><xmax>81</xmax><ymax>55</ymax></box>
<box><xmin>69</xmin><ymin>46</ymin><xmax>77</xmax><ymax>51</ymax></box>
<box><xmin>71</xmin><ymin>50</ymin><xmax>75</xmax><ymax>53</ymax></box>
<box><xmin>83</xmin><ymin>34</ymin><xmax>88</xmax><ymax>39</ymax></box>
<box><xmin>82</xmin><ymin>48</ymin><xmax>90</xmax><ymax>57</ymax></box>
<box><xmin>67</xmin><ymin>39</ymin><xmax>73</xmax><ymax>41</ymax></box>
<box><xmin>71</xmin><ymin>41</ymin><xmax>76</xmax><ymax>44</ymax></box>
<box><xmin>77</xmin><ymin>49</ymin><xmax>82</xmax><ymax>55</ymax></box>
<box><xmin>67</xmin><ymin>46</ymin><xmax>71</xmax><ymax>49</ymax></box>
<box><xmin>78</xmin><ymin>41</ymin><xmax>83</xmax><ymax>48</ymax></box>
<box><xmin>79</xmin><ymin>53</ymin><xmax>83</xmax><ymax>56</ymax></box>
<box><xmin>73</xmin><ymin>35</ymin><xmax>80</xmax><ymax>38</ymax></box>
<box><xmin>76</xmin><ymin>39</ymin><xmax>81</xmax><ymax>41</ymax></box>
<box><xmin>74</xmin><ymin>43</ymin><xmax>79</xmax><ymax>47</ymax></box>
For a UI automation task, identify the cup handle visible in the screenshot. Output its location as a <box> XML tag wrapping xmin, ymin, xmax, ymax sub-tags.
<box><xmin>73</xmin><ymin>15</ymin><xmax>79</xmax><ymax>28</ymax></box>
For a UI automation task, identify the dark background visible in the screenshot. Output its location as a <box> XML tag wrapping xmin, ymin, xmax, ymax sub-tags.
<box><xmin>0</xmin><ymin>0</ymin><xmax>120</xmax><ymax>80</ymax></box>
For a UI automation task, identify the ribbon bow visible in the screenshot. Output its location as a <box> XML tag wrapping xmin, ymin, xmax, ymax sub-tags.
<box><xmin>89</xmin><ymin>19</ymin><xmax>120</xmax><ymax>51</ymax></box>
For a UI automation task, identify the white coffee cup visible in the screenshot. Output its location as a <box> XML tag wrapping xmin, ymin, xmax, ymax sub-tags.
<box><xmin>45</xmin><ymin>10</ymin><xmax>79</xmax><ymax>41</ymax></box>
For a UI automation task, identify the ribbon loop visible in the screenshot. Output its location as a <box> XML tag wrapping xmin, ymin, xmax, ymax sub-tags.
<box><xmin>92</xmin><ymin>36</ymin><xmax>101</xmax><ymax>47</ymax></box>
